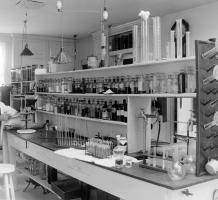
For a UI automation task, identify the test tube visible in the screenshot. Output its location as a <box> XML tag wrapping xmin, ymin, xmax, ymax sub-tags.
<box><xmin>176</xmin><ymin>19</ymin><xmax>183</xmax><ymax>58</ymax></box>
<box><xmin>139</xmin><ymin>11</ymin><xmax>150</xmax><ymax>63</ymax></box>
<box><xmin>170</xmin><ymin>30</ymin><xmax>175</xmax><ymax>59</ymax></box>
<box><xmin>186</xmin><ymin>32</ymin><xmax>191</xmax><ymax>57</ymax></box>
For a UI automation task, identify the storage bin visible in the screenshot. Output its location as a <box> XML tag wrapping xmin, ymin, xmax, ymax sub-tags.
<box><xmin>51</xmin><ymin>179</ymin><xmax>81</xmax><ymax>200</ymax></box>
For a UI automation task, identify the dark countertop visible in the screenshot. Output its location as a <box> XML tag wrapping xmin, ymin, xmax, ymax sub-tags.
<box><xmin>6</xmin><ymin>129</ymin><xmax>218</xmax><ymax>190</ymax></box>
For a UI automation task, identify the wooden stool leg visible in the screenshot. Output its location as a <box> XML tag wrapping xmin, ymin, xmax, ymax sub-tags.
<box><xmin>8</xmin><ymin>175</ymin><xmax>15</xmax><ymax>200</ymax></box>
<box><xmin>4</xmin><ymin>174</ymin><xmax>15</xmax><ymax>200</ymax></box>
<box><xmin>4</xmin><ymin>174</ymin><xmax>10</xmax><ymax>200</ymax></box>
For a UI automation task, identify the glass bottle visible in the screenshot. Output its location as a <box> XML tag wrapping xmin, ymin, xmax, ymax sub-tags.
<box><xmin>95</xmin><ymin>100</ymin><xmax>100</xmax><ymax>119</ymax></box>
<box><xmin>102</xmin><ymin>101</ymin><xmax>109</xmax><ymax>120</ymax></box>
<box><xmin>120</xmin><ymin>101</ymin><xmax>124</xmax><ymax>122</ymax></box>
<box><xmin>125</xmin><ymin>76</ymin><xmax>130</xmax><ymax>94</ymax></box>
<box><xmin>66</xmin><ymin>98</ymin><xmax>71</xmax><ymax>115</ymax></box>
<box><xmin>123</xmin><ymin>99</ymin><xmax>128</xmax><ymax>123</ymax></box>
<box><xmin>167</xmin><ymin>150</ymin><xmax>186</xmax><ymax>181</ymax></box>
<box><xmin>108</xmin><ymin>99</ymin><xmax>113</xmax><ymax>120</ymax></box>
<box><xmin>172</xmin><ymin>73</ymin><xmax>178</xmax><ymax>94</ymax></box>
<box><xmin>71</xmin><ymin>78</ymin><xmax>75</xmax><ymax>93</ymax></box>
<box><xmin>186</xmin><ymin>66</ymin><xmax>196</xmax><ymax>93</ymax></box>
<box><xmin>116</xmin><ymin>101</ymin><xmax>121</xmax><ymax>121</ymax></box>
<box><xmin>129</xmin><ymin>76</ymin><xmax>135</xmax><ymax>94</ymax></box>
<box><xmin>167</xmin><ymin>74</ymin><xmax>172</xmax><ymax>93</ymax></box>
<box><xmin>119</xmin><ymin>76</ymin><xmax>125</xmax><ymax>94</ymax></box>
<box><xmin>114</xmin><ymin>76</ymin><xmax>119</xmax><ymax>94</ymax></box>
<box><xmin>103</xmin><ymin>77</ymin><xmax>108</xmax><ymax>92</ymax></box>
<box><xmin>111</xmin><ymin>76</ymin><xmax>116</xmax><ymax>93</ymax></box>
<box><xmin>93</xmin><ymin>79</ymin><xmax>97</xmax><ymax>93</ymax></box>
<box><xmin>67</xmin><ymin>77</ymin><xmax>72</xmax><ymax>93</ymax></box>
<box><xmin>112</xmin><ymin>100</ymin><xmax>118</xmax><ymax>121</ymax></box>
<box><xmin>90</xmin><ymin>99</ymin><xmax>96</xmax><ymax>118</ymax></box>
<box><xmin>137</xmin><ymin>74</ymin><xmax>144</xmax><ymax>94</ymax></box>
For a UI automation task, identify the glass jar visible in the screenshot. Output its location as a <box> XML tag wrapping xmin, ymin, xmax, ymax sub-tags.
<box><xmin>129</xmin><ymin>76</ymin><xmax>135</xmax><ymax>94</ymax></box>
<box><xmin>160</xmin><ymin>73</ymin><xmax>167</xmax><ymax>93</ymax></box>
<box><xmin>186</xmin><ymin>66</ymin><xmax>196</xmax><ymax>93</ymax></box>
<box><xmin>67</xmin><ymin>77</ymin><xmax>72</xmax><ymax>93</ymax></box>
<box><xmin>167</xmin><ymin>151</ymin><xmax>186</xmax><ymax>181</ymax></box>
<box><xmin>119</xmin><ymin>76</ymin><xmax>125</xmax><ymax>94</ymax></box>
<box><xmin>172</xmin><ymin>73</ymin><xmax>178</xmax><ymax>93</ymax></box>
<box><xmin>137</xmin><ymin>74</ymin><xmax>144</xmax><ymax>94</ymax></box>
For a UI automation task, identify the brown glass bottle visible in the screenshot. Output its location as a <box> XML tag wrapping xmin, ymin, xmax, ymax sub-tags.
<box><xmin>112</xmin><ymin>100</ymin><xmax>118</xmax><ymax>121</ymax></box>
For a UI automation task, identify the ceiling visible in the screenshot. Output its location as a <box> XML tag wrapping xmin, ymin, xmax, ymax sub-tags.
<box><xmin>0</xmin><ymin>0</ymin><xmax>217</xmax><ymax>38</ymax></box>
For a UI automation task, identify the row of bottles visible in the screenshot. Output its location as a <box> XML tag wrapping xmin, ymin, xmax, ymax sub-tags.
<box><xmin>36</xmin><ymin>67</ymin><xmax>195</xmax><ymax>94</ymax></box>
<box><xmin>37</xmin><ymin>97</ymin><xmax>128</xmax><ymax>123</ymax></box>
<box><xmin>11</xmin><ymin>64</ymin><xmax>44</xmax><ymax>82</ymax></box>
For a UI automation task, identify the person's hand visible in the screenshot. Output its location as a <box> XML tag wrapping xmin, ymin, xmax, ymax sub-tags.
<box><xmin>0</xmin><ymin>114</ymin><xmax>10</xmax><ymax>121</ymax></box>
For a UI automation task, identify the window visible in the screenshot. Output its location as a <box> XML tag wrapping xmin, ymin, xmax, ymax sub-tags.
<box><xmin>0</xmin><ymin>43</ymin><xmax>6</xmax><ymax>86</ymax></box>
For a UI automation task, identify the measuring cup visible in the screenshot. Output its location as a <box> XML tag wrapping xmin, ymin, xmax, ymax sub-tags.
<box><xmin>204</xmin><ymin>111</ymin><xmax>218</xmax><ymax>130</ymax></box>
<box><xmin>203</xmin><ymin>65</ymin><xmax>218</xmax><ymax>85</ymax></box>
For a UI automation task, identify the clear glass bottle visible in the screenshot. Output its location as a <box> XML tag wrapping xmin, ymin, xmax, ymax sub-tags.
<box><xmin>172</xmin><ymin>73</ymin><xmax>178</xmax><ymax>93</ymax></box>
<box><xmin>137</xmin><ymin>74</ymin><xmax>144</xmax><ymax>94</ymax></box>
<box><xmin>119</xmin><ymin>76</ymin><xmax>125</xmax><ymax>94</ymax></box>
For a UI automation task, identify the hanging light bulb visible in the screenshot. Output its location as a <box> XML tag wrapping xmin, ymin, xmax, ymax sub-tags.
<box><xmin>103</xmin><ymin>0</ymin><xmax>108</xmax><ymax>21</ymax></box>
<box><xmin>54</xmin><ymin>0</ymin><xmax>71</xmax><ymax>64</ymax></box>
<box><xmin>56</xmin><ymin>0</ymin><xmax>63</xmax><ymax>12</ymax></box>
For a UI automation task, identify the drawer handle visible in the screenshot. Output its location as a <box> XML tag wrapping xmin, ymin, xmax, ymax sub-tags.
<box><xmin>181</xmin><ymin>189</ymin><xmax>193</xmax><ymax>197</ymax></box>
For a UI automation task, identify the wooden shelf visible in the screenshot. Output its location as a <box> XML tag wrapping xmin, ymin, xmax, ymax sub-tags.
<box><xmin>11</xmin><ymin>82</ymin><xmax>21</xmax><ymax>84</ymax></box>
<box><xmin>109</xmin><ymin>48</ymin><xmax>133</xmax><ymax>56</ymax></box>
<box><xmin>11</xmin><ymin>94</ymin><xmax>36</xmax><ymax>99</ymax></box>
<box><xmin>16</xmin><ymin>163</ymin><xmax>55</xmax><ymax>194</ymax></box>
<box><xmin>35</xmin><ymin>92</ymin><xmax>196</xmax><ymax>98</ymax></box>
<box><xmin>36</xmin><ymin>57</ymin><xmax>195</xmax><ymax>77</ymax></box>
<box><xmin>37</xmin><ymin>110</ymin><xmax>127</xmax><ymax>126</ymax></box>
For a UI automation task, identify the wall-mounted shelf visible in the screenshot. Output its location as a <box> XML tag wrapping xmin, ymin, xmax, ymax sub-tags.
<box><xmin>37</xmin><ymin>110</ymin><xmax>127</xmax><ymax>126</ymax></box>
<box><xmin>109</xmin><ymin>48</ymin><xmax>133</xmax><ymax>56</ymax></box>
<box><xmin>35</xmin><ymin>92</ymin><xmax>196</xmax><ymax>98</ymax></box>
<box><xmin>35</xmin><ymin>57</ymin><xmax>195</xmax><ymax>77</ymax></box>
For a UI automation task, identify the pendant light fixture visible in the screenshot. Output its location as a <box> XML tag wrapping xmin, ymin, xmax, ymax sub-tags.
<box><xmin>54</xmin><ymin>0</ymin><xmax>71</xmax><ymax>64</ymax></box>
<box><xmin>99</xmin><ymin>0</ymin><xmax>109</xmax><ymax>67</ymax></box>
<box><xmin>20</xmin><ymin>12</ymin><xmax>34</xmax><ymax>56</ymax></box>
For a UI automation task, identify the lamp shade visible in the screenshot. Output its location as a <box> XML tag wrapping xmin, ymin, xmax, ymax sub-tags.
<box><xmin>20</xmin><ymin>43</ymin><xmax>34</xmax><ymax>56</ymax></box>
<box><xmin>54</xmin><ymin>47</ymin><xmax>71</xmax><ymax>64</ymax></box>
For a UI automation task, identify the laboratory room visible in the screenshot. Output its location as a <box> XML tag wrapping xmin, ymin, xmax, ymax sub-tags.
<box><xmin>1</xmin><ymin>0</ymin><xmax>218</xmax><ymax>200</ymax></box>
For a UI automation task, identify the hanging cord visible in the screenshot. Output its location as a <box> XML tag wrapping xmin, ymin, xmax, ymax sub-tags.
<box><xmin>156</xmin><ymin>119</ymin><xmax>161</xmax><ymax>150</ymax></box>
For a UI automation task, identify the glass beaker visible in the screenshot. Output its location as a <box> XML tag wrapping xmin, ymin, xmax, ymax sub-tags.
<box><xmin>113</xmin><ymin>147</ymin><xmax>125</xmax><ymax>168</ymax></box>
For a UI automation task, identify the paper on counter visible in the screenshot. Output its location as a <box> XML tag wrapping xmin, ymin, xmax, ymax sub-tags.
<box><xmin>55</xmin><ymin>148</ymin><xmax>140</xmax><ymax>168</ymax></box>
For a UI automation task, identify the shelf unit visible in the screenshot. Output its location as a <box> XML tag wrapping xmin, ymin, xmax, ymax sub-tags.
<box><xmin>16</xmin><ymin>163</ymin><xmax>55</xmax><ymax>194</ymax></box>
<box><xmin>36</xmin><ymin>57</ymin><xmax>195</xmax><ymax>78</ymax></box>
<box><xmin>35</xmin><ymin>57</ymin><xmax>196</xmax><ymax>154</ymax></box>
<box><xmin>36</xmin><ymin>92</ymin><xmax>196</xmax><ymax>99</ymax></box>
<box><xmin>37</xmin><ymin>110</ymin><xmax>127</xmax><ymax>126</ymax></box>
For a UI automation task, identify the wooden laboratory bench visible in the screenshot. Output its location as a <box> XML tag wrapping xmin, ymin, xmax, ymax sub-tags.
<box><xmin>3</xmin><ymin>129</ymin><xmax>218</xmax><ymax>200</ymax></box>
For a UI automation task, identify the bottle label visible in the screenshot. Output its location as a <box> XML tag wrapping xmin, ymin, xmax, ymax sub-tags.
<box><xmin>124</xmin><ymin>111</ymin><xmax>128</xmax><ymax>117</ymax></box>
<box><xmin>121</xmin><ymin>110</ymin><xmax>124</xmax><ymax>116</ymax></box>
<box><xmin>117</xmin><ymin>110</ymin><xmax>121</xmax><ymax>116</ymax></box>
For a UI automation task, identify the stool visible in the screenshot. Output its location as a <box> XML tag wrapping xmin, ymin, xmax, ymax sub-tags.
<box><xmin>0</xmin><ymin>164</ymin><xmax>15</xmax><ymax>200</ymax></box>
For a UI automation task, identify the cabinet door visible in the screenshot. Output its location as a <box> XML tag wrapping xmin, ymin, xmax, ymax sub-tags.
<box><xmin>170</xmin><ymin>179</ymin><xmax>218</xmax><ymax>200</ymax></box>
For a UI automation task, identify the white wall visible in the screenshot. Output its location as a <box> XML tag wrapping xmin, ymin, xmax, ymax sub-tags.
<box><xmin>161</xmin><ymin>1</ymin><xmax>218</xmax><ymax>57</ymax></box>
<box><xmin>76</xmin><ymin>35</ymin><xmax>94</xmax><ymax>70</ymax></box>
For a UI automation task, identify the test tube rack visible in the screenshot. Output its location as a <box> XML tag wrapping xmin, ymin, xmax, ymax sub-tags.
<box><xmin>195</xmin><ymin>40</ymin><xmax>218</xmax><ymax>176</ymax></box>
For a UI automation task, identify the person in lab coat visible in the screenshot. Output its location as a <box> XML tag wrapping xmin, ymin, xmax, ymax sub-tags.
<box><xmin>0</xmin><ymin>101</ymin><xmax>18</xmax><ymax>122</ymax></box>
